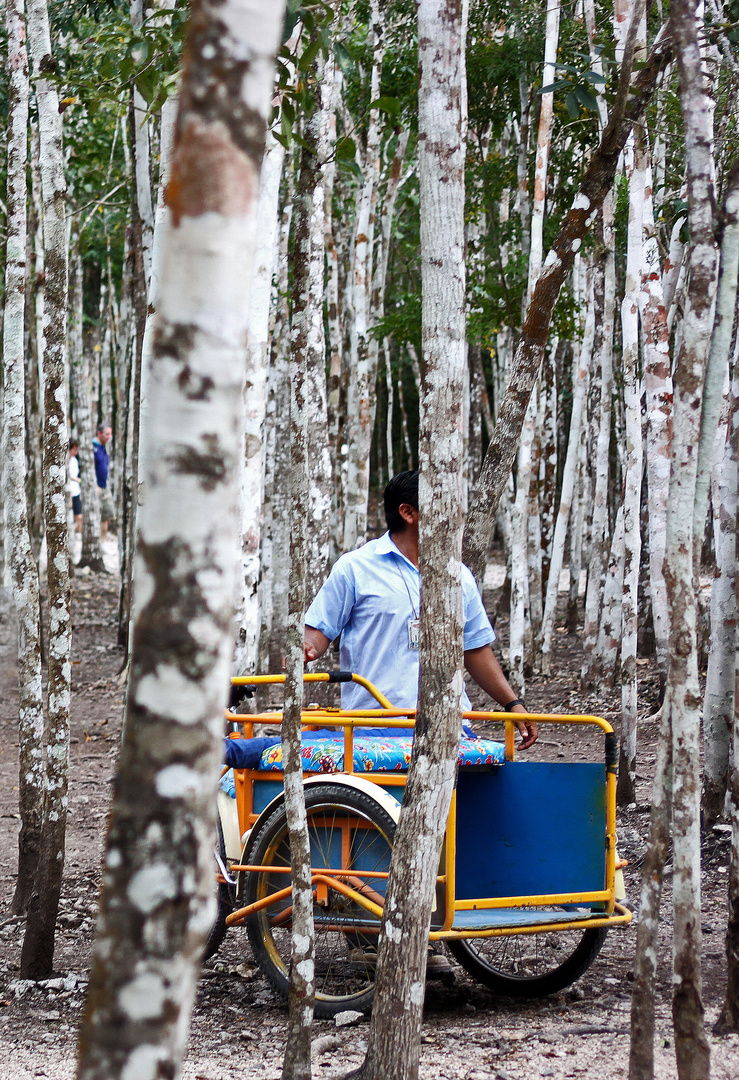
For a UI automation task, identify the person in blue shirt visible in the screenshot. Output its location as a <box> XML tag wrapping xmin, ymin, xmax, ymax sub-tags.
<box><xmin>304</xmin><ymin>471</ymin><xmax>537</xmax><ymax>750</ymax></box>
<box><xmin>92</xmin><ymin>423</ymin><xmax>115</xmax><ymax>541</ymax></box>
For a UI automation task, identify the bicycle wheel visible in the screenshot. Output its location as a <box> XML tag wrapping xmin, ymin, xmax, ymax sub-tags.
<box><xmin>447</xmin><ymin>923</ymin><xmax>608</xmax><ymax>997</ymax></box>
<box><xmin>243</xmin><ymin>782</ymin><xmax>396</xmax><ymax>1017</ymax></box>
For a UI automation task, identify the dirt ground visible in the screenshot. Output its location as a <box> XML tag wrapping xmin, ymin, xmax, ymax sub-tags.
<box><xmin>0</xmin><ymin>560</ymin><xmax>737</xmax><ymax>1080</ymax></box>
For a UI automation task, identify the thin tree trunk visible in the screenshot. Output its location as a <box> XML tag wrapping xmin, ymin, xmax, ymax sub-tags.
<box><xmin>21</xmin><ymin>0</ymin><xmax>72</xmax><ymax>980</ymax></box>
<box><xmin>617</xmin><ymin>119</ymin><xmax>646</xmax><ymax>807</ymax></box>
<box><xmin>628</xmin><ymin>697</ymin><xmax>673</xmax><ymax>1080</ymax></box>
<box><xmin>129</xmin><ymin>0</ymin><xmax>155</xmax><ymax>291</ymax></box>
<box><xmin>526</xmin><ymin>0</ymin><xmax>561</xmax><ymax>300</ymax></box>
<box><xmin>3</xmin><ymin>0</ymin><xmax>45</xmax><ymax>918</ymax></box>
<box><xmin>342</xmin><ymin>0</ymin><xmax>384</xmax><ymax>551</ymax></box>
<box><xmin>667</xmin><ymin>1</ymin><xmax>719</xmax><ymax>1072</ymax></box>
<box><xmin>233</xmin><ymin>131</ymin><xmax>284</xmax><ymax>673</ymax></box>
<box><xmin>581</xmin><ymin>201</ymin><xmax>615</xmax><ymax>688</ymax></box>
<box><xmin>596</xmin><ymin>501</ymin><xmax>625</xmax><ymax>686</ymax></box>
<box><xmin>69</xmin><ymin>232</ymin><xmax>106</xmax><ymax>572</ymax></box>
<box><xmin>353</xmin><ymin>3</ymin><xmax>466</xmax><ymax>1076</ymax></box>
<box><xmin>281</xmin><ymin>118</ymin><xmax>318</xmax><ymax>1075</ymax></box>
<box><xmin>713</xmin><ymin>458</ymin><xmax>739</xmax><ymax>1033</ymax></box>
<box><xmin>75</xmin><ymin>4</ymin><xmax>284</xmax><ymax>1077</ymax></box>
<box><xmin>540</xmin><ymin>283</ymin><xmax>592</xmax><ymax>674</ymax></box>
<box><xmin>700</xmin><ymin>158</ymin><xmax>739</xmax><ymax>823</ymax></box>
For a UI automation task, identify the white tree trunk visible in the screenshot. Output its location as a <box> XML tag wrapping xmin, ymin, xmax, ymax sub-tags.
<box><xmin>69</xmin><ymin>233</ymin><xmax>105</xmax><ymax>572</ymax></box>
<box><xmin>130</xmin><ymin>0</ymin><xmax>155</xmax><ymax>290</ymax></box>
<box><xmin>527</xmin><ymin>0</ymin><xmax>561</xmax><ymax>301</ymax></box>
<box><xmin>618</xmin><ymin>123</ymin><xmax>645</xmax><ymax>806</ymax></box>
<box><xmin>509</xmin><ymin>393</ymin><xmax>536</xmax><ymax>693</ymax></box>
<box><xmin>540</xmin><ymin>276</ymin><xmax>593</xmax><ymax>674</ymax></box>
<box><xmin>581</xmin><ymin>198</ymin><xmax>615</xmax><ymax>687</ymax></box>
<box><xmin>342</xmin><ymin>0</ymin><xmax>384</xmax><ymax>550</ymax></box>
<box><xmin>2</xmin><ymin>0</ymin><xmax>46</xmax><ymax>919</ymax></box>
<box><xmin>233</xmin><ymin>131</ymin><xmax>285</xmax><ymax>673</ymax></box>
<box><xmin>21</xmin><ymin>0</ymin><xmax>73</xmax><ymax>979</ymax></box>
<box><xmin>75</xmin><ymin>4</ymin><xmax>284</xmax><ymax>1077</ymax></box>
<box><xmin>356</xmin><ymin>3</ymin><xmax>466</xmax><ymax>1076</ymax></box>
<box><xmin>640</xmin><ymin>154</ymin><xmax>673</xmax><ymax>687</ymax></box>
<box><xmin>667</xmin><ymin>1</ymin><xmax>719</xmax><ymax>1071</ymax></box>
<box><xmin>701</xmin><ymin>161</ymin><xmax>739</xmax><ymax>824</ymax></box>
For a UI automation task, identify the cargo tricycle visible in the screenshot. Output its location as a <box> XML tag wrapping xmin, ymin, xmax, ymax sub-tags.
<box><xmin>211</xmin><ymin>672</ymin><xmax>631</xmax><ymax>1017</ymax></box>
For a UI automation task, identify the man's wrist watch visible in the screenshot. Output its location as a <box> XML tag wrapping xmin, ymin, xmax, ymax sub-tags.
<box><xmin>504</xmin><ymin>698</ymin><xmax>525</xmax><ymax>711</ymax></box>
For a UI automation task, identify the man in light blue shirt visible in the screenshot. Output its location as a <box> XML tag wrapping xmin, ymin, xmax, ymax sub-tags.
<box><xmin>304</xmin><ymin>471</ymin><xmax>538</xmax><ymax>749</ymax></box>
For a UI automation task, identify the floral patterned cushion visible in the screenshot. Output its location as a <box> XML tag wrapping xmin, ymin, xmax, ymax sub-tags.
<box><xmin>258</xmin><ymin>735</ymin><xmax>505</xmax><ymax>774</ymax></box>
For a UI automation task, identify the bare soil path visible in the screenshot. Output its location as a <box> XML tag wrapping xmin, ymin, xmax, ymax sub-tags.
<box><xmin>0</xmin><ymin>570</ymin><xmax>737</xmax><ymax>1079</ymax></box>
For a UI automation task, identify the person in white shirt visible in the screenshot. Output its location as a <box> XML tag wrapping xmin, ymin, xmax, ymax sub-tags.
<box><xmin>68</xmin><ymin>439</ymin><xmax>82</xmax><ymax>534</ymax></box>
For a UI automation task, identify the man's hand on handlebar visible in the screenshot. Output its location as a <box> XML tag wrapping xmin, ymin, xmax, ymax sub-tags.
<box><xmin>510</xmin><ymin>704</ymin><xmax>538</xmax><ymax>750</ymax></box>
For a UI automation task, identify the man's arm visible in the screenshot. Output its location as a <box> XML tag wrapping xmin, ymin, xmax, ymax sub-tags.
<box><xmin>304</xmin><ymin>626</ymin><xmax>331</xmax><ymax>664</ymax></box>
<box><xmin>464</xmin><ymin>644</ymin><xmax>538</xmax><ymax>750</ymax></box>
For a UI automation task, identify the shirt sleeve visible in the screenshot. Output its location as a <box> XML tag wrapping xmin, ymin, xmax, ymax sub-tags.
<box><xmin>461</xmin><ymin>566</ymin><xmax>496</xmax><ymax>650</ymax></box>
<box><xmin>305</xmin><ymin>556</ymin><xmax>357</xmax><ymax>643</ymax></box>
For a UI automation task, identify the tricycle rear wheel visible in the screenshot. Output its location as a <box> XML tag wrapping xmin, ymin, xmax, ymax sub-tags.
<box><xmin>447</xmin><ymin>924</ymin><xmax>607</xmax><ymax>997</ymax></box>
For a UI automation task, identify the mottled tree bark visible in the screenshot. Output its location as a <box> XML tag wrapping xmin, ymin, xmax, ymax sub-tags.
<box><xmin>21</xmin><ymin>0</ymin><xmax>72</xmax><ymax>979</ymax></box>
<box><xmin>75</xmin><ymin>3</ymin><xmax>284</xmax><ymax>1077</ymax></box>
<box><xmin>617</xmin><ymin>122</ymin><xmax>645</xmax><ymax>807</ymax></box>
<box><xmin>343</xmin><ymin>0</ymin><xmax>384</xmax><ymax>550</ymax></box>
<box><xmin>700</xmin><ymin>157</ymin><xmax>739</xmax><ymax>824</ymax></box>
<box><xmin>628</xmin><ymin>697</ymin><xmax>673</xmax><ymax>1079</ymax></box>
<box><xmin>667</xmin><ymin>1</ymin><xmax>719</xmax><ymax>1074</ymax></box>
<box><xmin>540</xmin><ymin>287</ymin><xmax>592</xmax><ymax>673</ymax></box>
<box><xmin>233</xmin><ymin>131</ymin><xmax>284</xmax><ymax>673</ymax></box>
<box><xmin>3</xmin><ymin>0</ymin><xmax>46</xmax><ymax>918</ymax></box>
<box><xmin>352</xmin><ymin>3</ymin><xmax>466</xmax><ymax>1077</ymax></box>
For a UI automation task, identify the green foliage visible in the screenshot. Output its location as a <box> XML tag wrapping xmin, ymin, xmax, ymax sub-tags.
<box><xmin>49</xmin><ymin>1</ymin><xmax>188</xmax><ymax>115</ymax></box>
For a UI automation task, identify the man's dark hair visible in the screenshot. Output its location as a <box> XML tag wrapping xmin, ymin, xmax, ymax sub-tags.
<box><xmin>96</xmin><ymin>423</ymin><xmax>109</xmax><ymax>435</ymax></box>
<box><xmin>384</xmin><ymin>471</ymin><xmax>419</xmax><ymax>533</ymax></box>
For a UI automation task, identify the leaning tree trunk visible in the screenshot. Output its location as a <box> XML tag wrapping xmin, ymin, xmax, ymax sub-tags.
<box><xmin>463</xmin><ymin>1</ymin><xmax>670</xmax><ymax>576</ymax></box>
<box><xmin>75</xmin><ymin>4</ymin><xmax>284</xmax><ymax>1078</ymax></box>
<box><xmin>666</xmin><ymin>1</ymin><xmax>719</xmax><ymax>1074</ymax></box>
<box><xmin>3</xmin><ymin>0</ymin><xmax>46</xmax><ymax>918</ymax></box>
<box><xmin>20</xmin><ymin>0</ymin><xmax>72</xmax><ymax>980</ymax></box>
<box><xmin>353</xmin><ymin>3</ymin><xmax>466</xmax><ymax>1078</ymax></box>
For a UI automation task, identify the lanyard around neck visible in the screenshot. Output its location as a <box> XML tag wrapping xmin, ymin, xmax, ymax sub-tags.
<box><xmin>393</xmin><ymin>555</ymin><xmax>418</xmax><ymax>619</ymax></box>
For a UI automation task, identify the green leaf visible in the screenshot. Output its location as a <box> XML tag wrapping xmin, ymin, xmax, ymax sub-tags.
<box><xmin>338</xmin><ymin>157</ymin><xmax>363</xmax><ymax>182</ymax></box>
<box><xmin>538</xmin><ymin>79</ymin><xmax>571</xmax><ymax>95</ymax></box>
<box><xmin>584</xmin><ymin>70</ymin><xmax>607</xmax><ymax>86</ymax></box>
<box><xmin>368</xmin><ymin>96</ymin><xmax>402</xmax><ymax>117</ymax></box>
<box><xmin>565</xmin><ymin>91</ymin><xmax>580</xmax><ymax>119</ymax></box>
<box><xmin>574</xmin><ymin>85</ymin><xmax>599</xmax><ymax>111</ymax></box>
<box><xmin>335</xmin><ymin>135</ymin><xmax>357</xmax><ymax>161</ymax></box>
<box><xmin>299</xmin><ymin>35</ymin><xmax>321</xmax><ymax>72</ymax></box>
<box><xmin>334</xmin><ymin>40</ymin><xmax>353</xmax><ymax>75</ymax></box>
